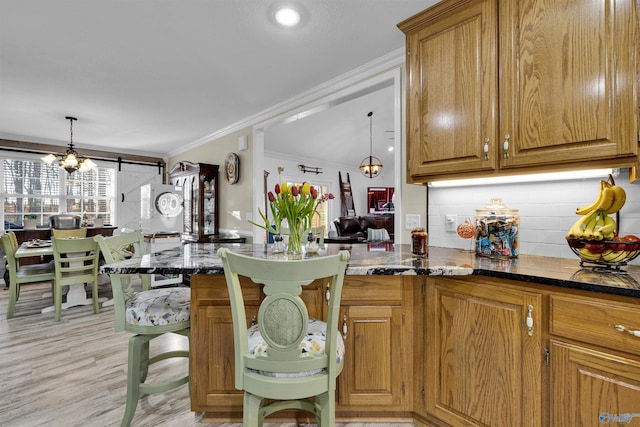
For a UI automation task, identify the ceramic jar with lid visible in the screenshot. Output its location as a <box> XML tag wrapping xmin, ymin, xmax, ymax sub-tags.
<box><xmin>474</xmin><ymin>198</ymin><xmax>519</xmax><ymax>258</ymax></box>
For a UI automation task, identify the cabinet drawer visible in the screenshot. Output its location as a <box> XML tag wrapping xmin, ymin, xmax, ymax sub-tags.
<box><xmin>341</xmin><ymin>276</ymin><xmax>403</xmax><ymax>304</ymax></box>
<box><xmin>550</xmin><ymin>294</ymin><xmax>640</xmax><ymax>356</ymax></box>
<box><xmin>191</xmin><ymin>274</ymin><xmax>262</xmax><ymax>303</ymax></box>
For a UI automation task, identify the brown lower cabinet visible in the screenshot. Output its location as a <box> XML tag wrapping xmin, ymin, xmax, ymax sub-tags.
<box><xmin>191</xmin><ymin>273</ymin><xmax>640</xmax><ymax>425</ymax></box>
<box><xmin>189</xmin><ymin>274</ymin><xmax>413</xmax><ymax>422</ymax></box>
<box><xmin>415</xmin><ymin>276</ymin><xmax>640</xmax><ymax>427</ymax></box>
<box><xmin>548</xmin><ymin>293</ymin><xmax>640</xmax><ymax>426</ymax></box>
<box><xmin>417</xmin><ymin>276</ymin><xmax>543</xmax><ymax>426</ymax></box>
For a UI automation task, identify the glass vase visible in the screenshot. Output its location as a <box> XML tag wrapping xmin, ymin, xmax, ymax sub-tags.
<box><xmin>287</xmin><ymin>222</ymin><xmax>303</xmax><ymax>255</ymax></box>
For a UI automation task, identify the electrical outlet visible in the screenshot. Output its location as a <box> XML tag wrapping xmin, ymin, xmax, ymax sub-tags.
<box><xmin>405</xmin><ymin>214</ymin><xmax>421</xmax><ymax>230</ymax></box>
<box><xmin>445</xmin><ymin>214</ymin><xmax>457</xmax><ymax>232</ymax></box>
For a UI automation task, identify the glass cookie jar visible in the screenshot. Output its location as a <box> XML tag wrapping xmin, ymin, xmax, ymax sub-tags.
<box><xmin>474</xmin><ymin>198</ymin><xmax>519</xmax><ymax>259</ymax></box>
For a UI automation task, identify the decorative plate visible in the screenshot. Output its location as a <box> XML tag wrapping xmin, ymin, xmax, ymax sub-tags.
<box><xmin>155</xmin><ymin>192</ymin><xmax>183</xmax><ymax>217</ymax></box>
<box><xmin>225</xmin><ymin>152</ymin><xmax>239</xmax><ymax>184</ymax></box>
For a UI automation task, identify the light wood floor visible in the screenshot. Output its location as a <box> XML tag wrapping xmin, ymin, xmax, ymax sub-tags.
<box><xmin>0</xmin><ymin>279</ymin><xmax>414</xmax><ymax>427</ymax></box>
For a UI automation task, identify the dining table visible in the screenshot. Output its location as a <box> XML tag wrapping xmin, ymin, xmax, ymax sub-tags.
<box><xmin>15</xmin><ymin>239</ymin><xmax>106</xmax><ymax>313</ymax></box>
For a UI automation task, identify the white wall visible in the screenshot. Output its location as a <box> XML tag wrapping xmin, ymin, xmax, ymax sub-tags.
<box><xmin>427</xmin><ymin>168</ymin><xmax>640</xmax><ymax>265</ymax></box>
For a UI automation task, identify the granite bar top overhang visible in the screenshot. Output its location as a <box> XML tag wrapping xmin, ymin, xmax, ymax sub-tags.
<box><xmin>99</xmin><ymin>243</ymin><xmax>640</xmax><ymax>298</ymax></box>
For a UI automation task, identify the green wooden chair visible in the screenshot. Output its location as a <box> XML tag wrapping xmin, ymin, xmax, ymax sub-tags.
<box><xmin>217</xmin><ymin>247</ymin><xmax>350</xmax><ymax>427</ymax></box>
<box><xmin>51</xmin><ymin>236</ymin><xmax>101</xmax><ymax>321</ymax></box>
<box><xmin>94</xmin><ymin>230</ymin><xmax>190</xmax><ymax>427</ymax></box>
<box><xmin>1</xmin><ymin>232</ymin><xmax>54</xmax><ymax>319</ymax></box>
<box><xmin>51</xmin><ymin>228</ymin><xmax>87</xmax><ymax>238</ymax></box>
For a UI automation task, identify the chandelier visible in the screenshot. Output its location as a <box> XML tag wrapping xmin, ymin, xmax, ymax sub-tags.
<box><xmin>41</xmin><ymin>116</ymin><xmax>97</xmax><ymax>174</ymax></box>
<box><xmin>359</xmin><ymin>111</ymin><xmax>383</xmax><ymax>178</ymax></box>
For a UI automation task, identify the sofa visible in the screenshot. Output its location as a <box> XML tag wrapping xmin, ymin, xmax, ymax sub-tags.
<box><xmin>333</xmin><ymin>216</ymin><xmax>391</xmax><ymax>242</ymax></box>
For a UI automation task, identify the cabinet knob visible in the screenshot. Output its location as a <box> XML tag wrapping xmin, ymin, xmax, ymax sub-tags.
<box><xmin>483</xmin><ymin>138</ymin><xmax>490</xmax><ymax>161</ymax></box>
<box><xmin>503</xmin><ymin>134</ymin><xmax>510</xmax><ymax>159</ymax></box>
<box><xmin>614</xmin><ymin>324</ymin><xmax>640</xmax><ymax>337</ymax></box>
<box><xmin>342</xmin><ymin>314</ymin><xmax>348</xmax><ymax>339</ymax></box>
<box><xmin>526</xmin><ymin>304</ymin><xmax>534</xmax><ymax>336</ymax></box>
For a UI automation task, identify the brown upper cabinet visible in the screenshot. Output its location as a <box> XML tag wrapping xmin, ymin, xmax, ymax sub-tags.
<box><xmin>398</xmin><ymin>0</ymin><xmax>638</xmax><ymax>183</ymax></box>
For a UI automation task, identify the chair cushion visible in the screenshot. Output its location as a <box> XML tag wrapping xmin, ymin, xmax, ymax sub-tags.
<box><xmin>126</xmin><ymin>287</ymin><xmax>190</xmax><ymax>327</ymax></box>
<box><xmin>247</xmin><ymin>318</ymin><xmax>345</xmax><ymax>378</ymax></box>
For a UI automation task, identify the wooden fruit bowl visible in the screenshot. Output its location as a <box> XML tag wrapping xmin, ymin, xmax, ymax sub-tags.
<box><xmin>567</xmin><ymin>238</ymin><xmax>640</xmax><ymax>269</ymax></box>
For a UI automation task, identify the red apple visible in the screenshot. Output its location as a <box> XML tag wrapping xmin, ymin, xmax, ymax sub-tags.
<box><xmin>622</xmin><ymin>235</ymin><xmax>640</xmax><ymax>251</ymax></box>
<box><xmin>612</xmin><ymin>236</ymin><xmax>627</xmax><ymax>252</ymax></box>
<box><xmin>585</xmin><ymin>242</ymin><xmax>607</xmax><ymax>254</ymax></box>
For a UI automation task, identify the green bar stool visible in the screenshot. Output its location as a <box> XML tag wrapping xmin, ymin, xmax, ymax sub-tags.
<box><xmin>218</xmin><ymin>247</ymin><xmax>349</xmax><ymax>427</ymax></box>
<box><xmin>94</xmin><ymin>230</ymin><xmax>190</xmax><ymax>427</ymax></box>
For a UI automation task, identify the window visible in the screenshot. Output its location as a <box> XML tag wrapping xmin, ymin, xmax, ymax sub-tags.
<box><xmin>2</xmin><ymin>155</ymin><xmax>115</xmax><ymax>228</ymax></box>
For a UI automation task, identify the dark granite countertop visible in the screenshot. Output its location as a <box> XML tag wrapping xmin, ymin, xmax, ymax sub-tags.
<box><xmin>99</xmin><ymin>243</ymin><xmax>640</xmax><ymax>298</ymax></box>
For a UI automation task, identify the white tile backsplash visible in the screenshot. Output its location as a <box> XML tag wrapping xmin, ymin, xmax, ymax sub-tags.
<box><xmin>428</xmin><ymin>169</ymin><xmax>640</xmax><ymax>265</ymax></box>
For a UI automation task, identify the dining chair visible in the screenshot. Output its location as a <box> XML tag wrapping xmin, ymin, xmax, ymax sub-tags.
<box><xmin>1</xmin><ymin>232</ymin><xmax>55</xmax><ymax>319</ymax></box>
<box><xmin>51</xmin><ymin>236</ymin><xmax>101</xmax><ymax>321</ymax></box>
<box><xmin>217</xmin><ymin>247</ymin><xmax>350</xmax><ymax>427</ymax></box>
<box><xmin>51</xmin><ymin>228</ymin><xmax>87</xmax><ymax>238</ymax></box>
<box><xmin>94</xmin><ymin>230</ymin><xmax>190</xmax><ymax>427</ymax></box>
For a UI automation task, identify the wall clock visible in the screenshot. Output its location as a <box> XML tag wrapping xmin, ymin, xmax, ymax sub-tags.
<box><xmin>225</xmin><ymin>152</ymin><xmax>239</xmax><ymax>184</ymax></box>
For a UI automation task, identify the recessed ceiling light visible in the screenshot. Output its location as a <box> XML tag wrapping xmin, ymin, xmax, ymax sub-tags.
<box><xmin>274</xmin><ymin>7</ymin><xmax>301</xmax><ymax>27</ymax></box>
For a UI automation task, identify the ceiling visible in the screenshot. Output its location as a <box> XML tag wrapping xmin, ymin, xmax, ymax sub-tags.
<box><xmin>0</xmin><ymin>0</ymin><xmax>434</xmax><ymax>164</ymax></box>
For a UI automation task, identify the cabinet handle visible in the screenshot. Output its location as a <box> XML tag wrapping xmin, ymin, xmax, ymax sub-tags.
<box><xmin>342</xmin><ymin>315</ymin><xmax>348</xmax><ymax>339</ymax></box>
<box><xmin>614</xmin><ymin>324</ymin><xmax>640</xmax><ymax>337</ymax></box>
<box><xmin>483</xmin><ymin>138</ymin><xmax>490</xmax><ymax>161</ymax></box>
<box><xmin>503</xmin><ymin>134</ymin><xmax>510</xmax><ymax>159</ymax></box>
<box><xmin>251</xmin><ymin>316</ymin><xmax>256</xmax><ymax>326</ymax></box>
<box><xmin>326</xmin><ymin>284</ymin><xmax>331</xmax><ymax>302</ymax></box>
<box><xmin>526</xmin><ymin>304</ymin><xmax>534</xmax><ymax>336</ymax></box>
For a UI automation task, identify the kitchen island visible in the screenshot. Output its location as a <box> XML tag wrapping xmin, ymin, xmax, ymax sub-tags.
<box><xmin>101</xmin><ymin>243</ymin><xmax>640</xmax><ymax>426</ymax></box>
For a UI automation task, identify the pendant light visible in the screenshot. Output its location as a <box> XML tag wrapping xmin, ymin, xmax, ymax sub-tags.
<box><xmin>359</xmin><ymin>111</ymin><xmax>383</xmax><ymax>178</ymax></box>
<box><xmin>41</xmin><ymin>116</ymin><xmax>97</xmax><ymax>174</ymax></box>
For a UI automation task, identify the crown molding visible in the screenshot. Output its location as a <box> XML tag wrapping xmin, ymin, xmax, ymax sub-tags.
<box><xmin>169</xmin><ymin>47</ymin><xmax>405</xmax><ymax>157</ymax></box>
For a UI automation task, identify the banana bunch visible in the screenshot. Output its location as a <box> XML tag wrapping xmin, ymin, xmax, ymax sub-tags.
<box><xmin>567</xmin><ymin>179</ymin><xmax>637</xmax><ymax>264</ymax></box>
<box><xmin>566</xmin><ymin>209</ymin><xmax>616</xmax><ymax>241</ymax></box>
<box><xmin>575</xmin><ymin>180</ymin><xmax>626</xmax><ymax>215</ymax></box>
<box><xmin>600</xmin><ymin>247</ymin><xmax>639</xmax><ymax>263</ymax></box>
<box><xmin>577</xmin><ymin>245</ymin><xmax>638</xmax><ymax>263</ymax></box>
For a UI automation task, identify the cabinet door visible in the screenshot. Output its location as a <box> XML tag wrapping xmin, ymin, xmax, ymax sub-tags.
<box><xmin>403</xmin><ymin>0</ymin><xmax>498</xmax><ymax>179</ymax></box>
<box><xmin>499</xmin><ymin>0</ymin><xmax>637</xmax><ymax>168</ymax></box>
<box><xmin>190</xmin><ymin>303</ymin><xmax>258</xmax><ymax>411</ymax></box>
<box><xmin>190</xmin><ymin>275</ymin><xmax>261</xmax><ymax>413</ymax></box>
<box><xmin>550</xmin><ymin>340</ymin><xmax>640</xmax><ymax>427</ymax></box>
<box><xmin>338</xmin><ymin>305</ymin><xmax>406</xmax><ymax>408</ymax></box>
<box><xmin>426</xmin><ymin>277</ymin><xmax>542</xmax><ymax>426</ymax></box>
